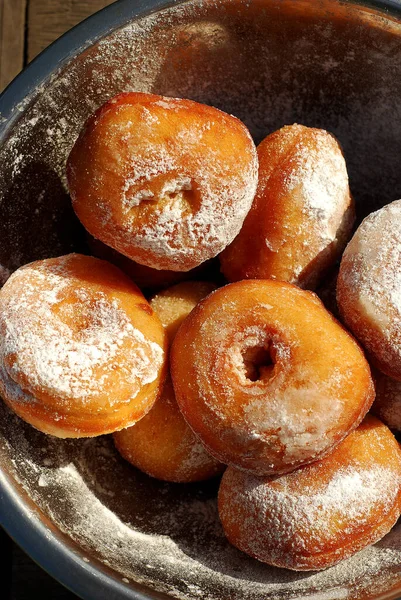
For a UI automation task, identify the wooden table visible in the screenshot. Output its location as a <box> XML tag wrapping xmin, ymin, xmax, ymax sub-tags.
<box><xmin>0</xmin><ymin>0</ymin><xmax>116</xmax><ymax>92</ymax></box>
<box><xmin>1</xmin><ymin>2</ymin><xmax>118</xmax><ymax>596</ymax></box>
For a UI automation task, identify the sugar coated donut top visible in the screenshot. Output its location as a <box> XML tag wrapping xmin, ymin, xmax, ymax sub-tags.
<box><xmin>337</xmin><ymin>199</ymin><xmax>401</xmax><ymax>379</ymax></box>
<box><xmin>171</xmin><ymin>279</ymin><xmax>374</xmax><ymax>475</ymax></box>
<box><xmin>218</xmin><ymin>416</ymin><xmax>401</xmax><ymax>570</ymax></box>
<box><xmin>0</xmin><ymin>254</ymin><xmax>166</xmax><ymax>411</ymax></box>
<box><xmin>220</xmin><ymin>124</ymin><xmax>354</xmax><ymax>289</ymax></box>
<box><xmin>150</xmin><ymin>280</ymin><xmax>217</xmax><ymax>342</ymax></box>
<box><xmin>67</xmin><ymin>93</ymin><xmax>258</xmax><ymax>271</ymax></box>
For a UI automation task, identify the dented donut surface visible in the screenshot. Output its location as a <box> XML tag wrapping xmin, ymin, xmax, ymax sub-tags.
<box><xmin>67</xmin><ymin>92</ymin><xmax>258</xmax><ymax>271</ymax></box>
<box><xmin>218</xmin><ymin>416</ymin><xmax>401</xmax><ymax>571</ymax></box>
<box><xmin>220</xmin><ymin>124</ymin><xmax>354</xmax><ymax>289</ymax></box>
<box><xmin>171</xmin><ymin>280</ymin><xmax>374</xmax><ymax>476</ymax></box>
<box><xmin>113</xmin><ymin>281</ymin><xmax>224</xmax><ymax>483</ymax></box>
<box><xmin>0</xmin><ymin>254</ymin><xmax>167</xmax><ymax>438</ymax></box>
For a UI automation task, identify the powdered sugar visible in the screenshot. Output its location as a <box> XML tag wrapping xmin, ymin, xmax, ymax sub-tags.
<box><xmin>0</xmin><ymin>0</ymin><xmax>401</xmax><ymax>597</ymax></box>
<box><xmin>337</xmin><ymin>199</ymin><xmax>401</xmax><ymax>375</ymax></box>
<box><xmin>76</xmin><ymin>97</ymin><xmax>259</xmax><ymax>272</ymax></box>
<box><xmin>0</xmin><ymin>255</ymin><xmax>164</xmax><ymax>406</ymax></box>
<box><xmin>219</xmin><ymin>419</ymin><xmax>401</xmax><ymax>571</ymax></box>
<box><xmin>2</xmin><ymin>406</ymin><xmax>401</xmax><ymax>600</ymax></box>
<box><xmin>284</xmin><ymin>129</ymin><xmax>351</xmax><ymax>243</ymax></box>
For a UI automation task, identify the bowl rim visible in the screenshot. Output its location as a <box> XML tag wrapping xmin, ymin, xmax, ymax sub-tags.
<box><xmin>2</xmin><ymin>0</ymin><xmax>401</xmax><ymax>599</ymax></box>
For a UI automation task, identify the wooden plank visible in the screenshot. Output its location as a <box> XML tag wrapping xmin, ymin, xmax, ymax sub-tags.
<box><xmin>27</xmin><ymin>0</ymin><xmax>116</xmax><ymax>62</ymax></box>
<box><xmin>0</xmin><ymin>0</ymin><xmax>27</xmax><ymax>91</ymax></box>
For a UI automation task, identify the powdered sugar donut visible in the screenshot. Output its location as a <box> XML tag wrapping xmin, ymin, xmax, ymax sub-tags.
<box><xmin>113</xmin><ymin>281</ymin><xmax>223</xmax><ymax>482</ymax></box>
<box><xmin>87</xmin><ymin>234</ymin><xmax>220</xmax><ymax>292</ymax></box>
<box><xmin>0</xmin><ymin>254</ymin><xmax>167</xmax><ymax>438</ymax></box>
<box><xmin>170</xmin><ymin>280</ymin><xmax>374</xmax><ymax>476</ymax></box>
<box><xmin>218</xmin><ymin>415</ymin><xmax>401</xmax><ymax>571</ymax></box>
<box><xmin>67</xmin><ymin>92</ymin><xmax>258</xmax><ymax>271</ymax></box>
<box><xmin>220</xmin><ymin>124</ymin><xmax>355</xmax><ymax>289</ymax></box>
<box><xmin>371</xmin><ymin>370</ymin><xmax>401</xmax><ymax>432</ymax></box>
<box><xmin>337</xmin><ymin>200</ymin><xmax>401</xmax><ymax>380</ymax></box>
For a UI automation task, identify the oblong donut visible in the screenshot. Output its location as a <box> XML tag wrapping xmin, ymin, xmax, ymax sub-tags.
<box><xmin>218</xmin><ymin>416</ymin><xmax>401</xmax><ymax>571</ymax></box>
<box><xmin>170</xmin><ymin>279</ymin><xmax>374</xmax><ymax>475</ymax></box>
<box><xmin>220</xmin><ymin>124</ymin><xmax>354</xmax><ymax>289</ymax></box>
<box><xmin>337</xmin><ymin>199</ymin><xmax>401</xmax><ymax>380</ymax></box>
<box><xmin>0</xmin><ymin>254</ymin><xmax>167</xmax><ymax>437</ymax></box>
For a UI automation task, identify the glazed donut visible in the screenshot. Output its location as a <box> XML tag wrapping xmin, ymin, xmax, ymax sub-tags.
<box><xmin>371</xmin><ymin>370</ymin><xmax>401</xmax><ymax>432</ymax></box>
<box><xmin>220</xmin><ymin>124</ymin><xmax>355</xmax><ymax>290</ymax></box>
<box><xmin>170</xmin><ymin>279</ymin><xmax>374</xmax><ymax>476</ymax></box>
<box><xmin>337</xmin><ymin>199</ymin><xmax>401</xmax><ymax>380</ymax></box>
<box><xmin>67</xmin><ymin>92</ymin><xmax>258</xmax><ymax>271</ymax></box>
<box><xmin>218</xmin><ymin>415</ymin><xmax>401</xmax><ymax>571</ymax></box>
<box><xmin>113</xmin><ymin>281</ymin><xmax>224</xmax><ymax>482</ymax></box>
<box><xmin>0</xmin><ymin>254</ymin><xmax>167</xmax><ymax>438</ymax></box>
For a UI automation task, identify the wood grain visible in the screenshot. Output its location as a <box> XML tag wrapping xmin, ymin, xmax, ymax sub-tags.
<box><xmin>27</xmin><ymin>0</ymin><xmax>116</xmax><ymax>61</ymax></box>
<box><xmin>0</xmin><ymin>0</ymin><xmax>27</xmax><ymax>91</ymax></box>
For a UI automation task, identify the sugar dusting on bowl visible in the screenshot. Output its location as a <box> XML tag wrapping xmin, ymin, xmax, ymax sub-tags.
<box><xmin>1</xmin><ymin>401</ymin><xmax>401</xmax><ymax>600</ymax></box>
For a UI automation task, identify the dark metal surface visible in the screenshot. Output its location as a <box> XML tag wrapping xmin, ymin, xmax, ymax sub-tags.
<box><xmin>4</xmin><ymin>533</ymin><xmax>77</xmax><ymax>600</ymax></box>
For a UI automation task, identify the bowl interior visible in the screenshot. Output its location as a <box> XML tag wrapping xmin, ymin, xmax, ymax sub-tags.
<box><xmin>1</xmin><ymin>1</ymin><xmax>401</xmax><ymax>599</ymax></box>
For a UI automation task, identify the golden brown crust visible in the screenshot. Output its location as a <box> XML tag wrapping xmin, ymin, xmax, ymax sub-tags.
<box><xmin>0</xmin><ymin>254</ymin><xmax>167</xmax><ymax>438</ymax></box>
<box><xmin>171</xmin><ymin>279</ymin><xmax>374</xmax><ymax>476</ymax></box>
<box><xmin>220</xmin><ymin>124</ymin><xmax>354</xmax><ymax>289</ymax></box>
<box><xmin>113</xmin><ymin>377</ymin><xmax>224</xmax><ymax>483</ymax></box>
<box><xmin>218</xmin><ymin>416</ymin><xmax>401</xmax><ymax>571</ymax></box>
<box><xmin>67</xmin><ymin>92</ymin><xmax>258</xmax><ymax>272</ymax></box>
<box><xmin>113</xmin><ymin>280</ymin><xmax>224</xmax><ymax>483</ymax></box>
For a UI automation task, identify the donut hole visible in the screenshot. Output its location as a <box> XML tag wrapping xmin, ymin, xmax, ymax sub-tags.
<box><xmin>123</xmin><ymin>176</ymin><xmax>200</xmax><ymax>218</ymax></box>
<box><xmin>160</xmin><ymin>177</ymin><xmax>199</xmax><ymax>216</ymax></box>
<box><xmin>241</xmin><ymin>344</ymin><xmax>275</xmax><ymax>382</ymax></box>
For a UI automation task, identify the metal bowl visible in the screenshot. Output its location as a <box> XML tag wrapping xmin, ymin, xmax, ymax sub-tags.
<box><xmin>1</xmin><ymin>0</ymin><xmax>401</xmax><ymax>598</ymax></box>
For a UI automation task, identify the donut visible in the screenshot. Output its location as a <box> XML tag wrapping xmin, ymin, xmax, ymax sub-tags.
<box><xmin>113</xmin><ymin>281</ymin><xmax>224</xmax><ymax>482</ymax></box>
<box><xmin>220</xmin><ymin>124</ymin><xmax>355</xmax><ymax>290</ymax></box>
<box><xmin>371</xmin><ymin>370</ymin><xmax>401</xmax><ymax>432</ymax></box>
<box><xmin>0</xmin><ymin>254</ymin><xmax>167</xmax><ymax>438</ymax></box>
<box><xmin>170</xmin><ymin>279</ymin><xmax>374</xmax><ymax>476</ymax></box>
<box><xmin>67</xmin><ymin>92</ymin><xmax>258</xmax><ymax>271</ymax></box>
<box><xmin>87</xmin><ymin>234</ymin><xmax>221</xmax><ymax>292</ymax></box>
<box><xmin>218</xmin><ymin>415</ymin><xmax>401</xmax><ymax>571</ymax></box>
<box><xmin>150</xmin><ymin>280</ymin><xmax>218</xmax><ymax>340</ymax></box>
<box><xmin>87</xmin><ymin>234</ymin><xmax>187</xmax><ymax>291</ymax></box>
<box><xmin>337</xmin><ymin>199</ymin><xmax>401</xmax><ymax>380</ymax></box>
